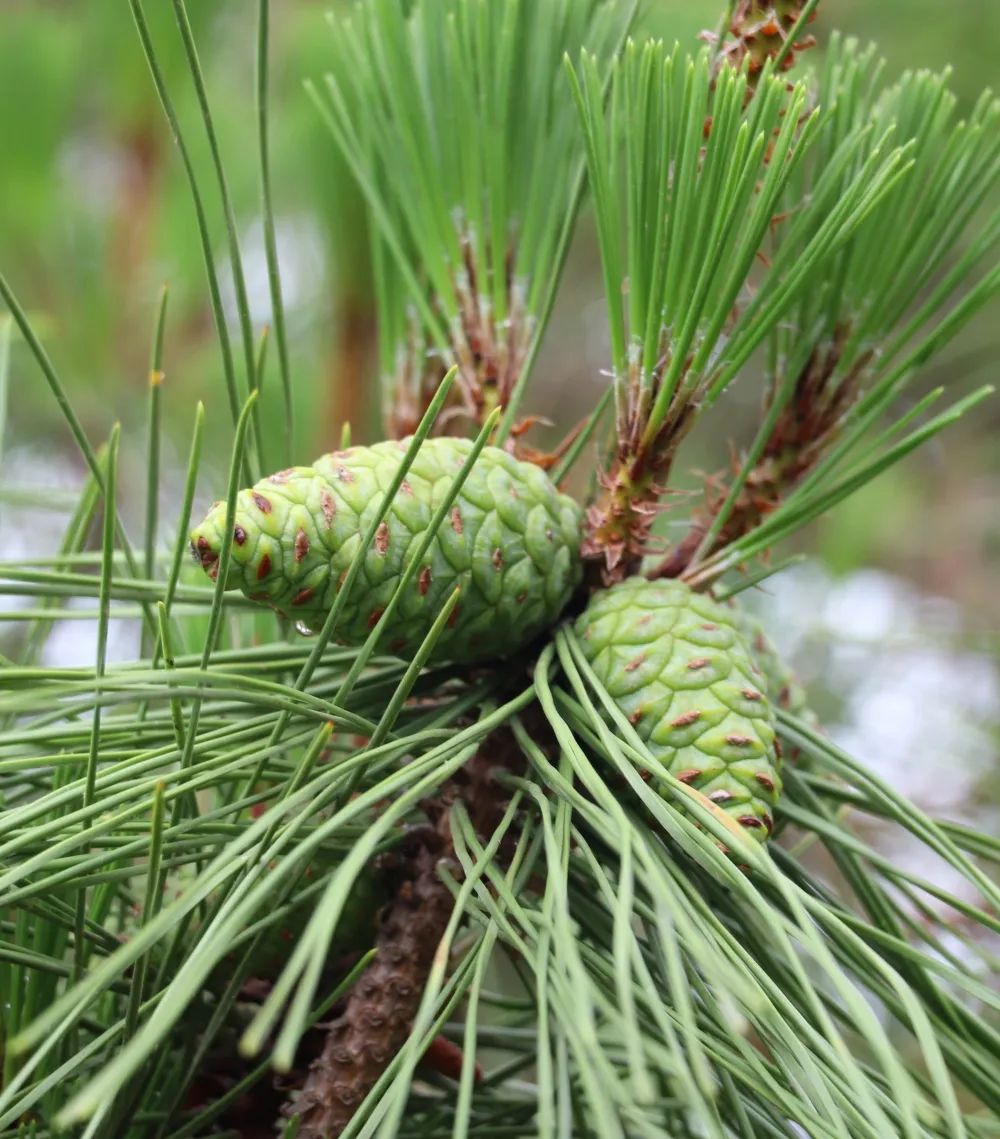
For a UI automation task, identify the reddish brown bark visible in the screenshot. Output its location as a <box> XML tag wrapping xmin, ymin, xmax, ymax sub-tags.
<box><xmin>283</xmin><ymin>727</ymin><xmax>525</xmax><ymax>1136</ymax></box>
<box><xmin>287</xmin><ymin>840</ymin><xmax>454</xmax><ymax>1138</ymax></box>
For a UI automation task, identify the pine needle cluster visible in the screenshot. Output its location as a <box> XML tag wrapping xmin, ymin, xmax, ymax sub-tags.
<box><xmin>1</xmin><ymin>2</ymin><xmax>999</xmax><ymax>1137</ymax></box>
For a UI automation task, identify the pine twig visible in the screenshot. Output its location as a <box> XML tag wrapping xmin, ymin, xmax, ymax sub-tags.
<box><xmin>286</xmin><ymin>836</ymin><xmax>454</xmax><ymax>1138</ymax></box>
<box><xmin>284</xmin><ymin>726</ymin><xmax>526</xmax><ymax>1136</ymax></box>
<box><xmin>652</xmin><ymin>332</ymin><xmax>867</xmax><ymax>578</ymax></box>
<box><xmin>703</xmin><ymin>1</ymin><xmax>820</xmax><ymax>85</ymax></box>
<box><xmin>382</xmin><ymin>234</ymin><xmax>535</xmax><ymax>442</ymax></box>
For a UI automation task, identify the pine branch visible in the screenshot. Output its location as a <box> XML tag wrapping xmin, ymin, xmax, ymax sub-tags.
<box><xmin>663</xmin><ymin>39</ymin><xmax>1000</xmax><ymax>579</ymax></box>
<box><xmin>287</xmin><ymin>836</ymin><xmax>454</xmax><ymax>1138</ymax></box>
<box><xmin>4</xmin><ymin>5</ymin><xmax>1000</xmax><ymax>1137</ymax></box>
<box><xmin>309</xmin><ymin>0</ymin><xmax>635</xmax><ymax>444</ymax></box>
<box><xmin>285</xmin><ymin>723</ymin><xmax>529</xmax><ymax>1137</ymax></box>
<box><xmin>572</xmin><ymin>38</ymin><xmax>908</xmax><ymax>583</ymax></box>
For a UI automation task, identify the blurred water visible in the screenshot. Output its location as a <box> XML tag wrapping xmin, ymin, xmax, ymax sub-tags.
<box><xmin>0</xmin><ymin>445</ymin><xmax>83</xmax><ymax>567</ymax></box>
<box><xmin>58</xmin><ymin>133</ymin><xmax>129</xmax><ymax>217</ymax></box>
<box><xmin>0</xmin><ymin>447</ymin><xmax>142</xmax><ymax>666</ymax></box>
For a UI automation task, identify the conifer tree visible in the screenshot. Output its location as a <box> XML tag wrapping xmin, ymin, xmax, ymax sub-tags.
<box><xmin>2</xmin><ymin>2</ymin><xmax>999</xmax><ymax>1136</ymax></box>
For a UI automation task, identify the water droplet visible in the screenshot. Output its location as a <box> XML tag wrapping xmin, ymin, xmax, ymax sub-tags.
<box><xmin>295</xmin><ymin>621</ymin><xmax>316</xmax><ymax>637</ymax></box>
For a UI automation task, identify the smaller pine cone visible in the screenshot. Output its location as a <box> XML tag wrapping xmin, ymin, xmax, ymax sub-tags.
<box><xmin>730</xmin><ymin>605</ymin><xmax>818</xmax><ymax>742</ymax></box>
<box><xmin>190</xmin><ymin>437</ymin><xmax>583</xmax><ymax>664</ymax></box>
<box><xmin>576</xmin><ymin>577</ymin><xmax>782</xmax><ymax>842</ymax></box>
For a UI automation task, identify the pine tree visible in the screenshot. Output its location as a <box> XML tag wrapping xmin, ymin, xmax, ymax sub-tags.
<box><xmin>2</xmin><ymin>2</ymin><xmax>1000</xmax><ymax>1136</ymax></box>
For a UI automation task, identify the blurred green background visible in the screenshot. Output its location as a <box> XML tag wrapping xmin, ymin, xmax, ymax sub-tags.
<box><xmin>1</xmin><ymin>2</ymin><xmax>998</xmax><ymax>816</ymax></box>
<box><xmin>2</xmin><ymin>1</ymin><xmax>999</xmax><ymax>606</ymax></box>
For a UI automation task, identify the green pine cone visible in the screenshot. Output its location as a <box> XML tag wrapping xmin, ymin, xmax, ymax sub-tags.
<box><xmin>731</xmin><ymin>605</ymin><xmax>819</xmax><ymax>767</ymax></box>
<box><xmin>576</xmin><ymin>577</ymin><xmax>782</xmax><ymax>843</ymax></box>
<box><xmin>191</xmin><ymin>438</ymin><xmax>583</xmax><ymax>663</ymax></box>
<box><xmin>732</xmin><ymin>607</ymin><xmax>817</xmax><ymax>719</ymax></box>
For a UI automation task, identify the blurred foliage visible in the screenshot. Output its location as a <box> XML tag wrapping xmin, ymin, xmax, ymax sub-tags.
<box><xmin>1</xmin><ymin>0</ymin><xmax>999</xmax><ymax>605</ymax></box>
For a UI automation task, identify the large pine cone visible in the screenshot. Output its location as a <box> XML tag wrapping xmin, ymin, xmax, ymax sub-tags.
<box><xmin>191</xmin><ymin>438</ymin><xmax>582</xmax><ymax>663</ymax></box>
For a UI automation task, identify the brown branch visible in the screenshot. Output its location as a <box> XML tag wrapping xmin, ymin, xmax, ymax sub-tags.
<box><xmin>650</xmin><ymin>335</ymin><xmax>869</xmax><ymax>581</ymax></box>
<box><xmin>385</xmin><ymin>232</ymin><xmax>534</xmax><ymax>442</ymax></box>
<box><xmin>282</xmin><ymin>726</ymin><xmax>527</xmax><ymax>1137</ymax></box>
<box><xmin>581</xmin><ymin>372</ymin><xmax>698</xmax><ymax>588</ymax></box>
<box><xmin>286</xmin><ymin>837</ymin><xmax>454</xmax><ymax>1138</ymax></box>
<box><xmin>326</xmin><ymin>294</ymin><xmax>377</xmax><ymax>450</ymax></box>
